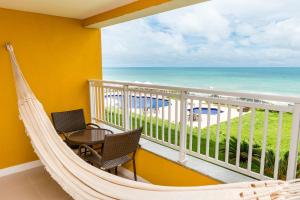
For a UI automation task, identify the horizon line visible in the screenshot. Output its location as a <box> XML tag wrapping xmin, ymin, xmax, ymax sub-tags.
<box><xmin>103</xmin><ymin>66</ymin><xmax>300</xmax><ymax>68</ymax></box>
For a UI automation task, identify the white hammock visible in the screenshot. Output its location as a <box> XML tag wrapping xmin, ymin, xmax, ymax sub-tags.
<box><xmin>5</xmin><ymin>43</ymin><xmax>300</xmax><ymax>200</ymax></box>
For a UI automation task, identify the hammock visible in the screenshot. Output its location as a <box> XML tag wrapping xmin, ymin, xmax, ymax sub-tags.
<box><xmin>5</xmin><ymin>43</ymin><xmax>300</xmax><ymax>200</ymax></box>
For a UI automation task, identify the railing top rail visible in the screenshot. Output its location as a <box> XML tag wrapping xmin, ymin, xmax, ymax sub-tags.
<box><xmin>89</xmin><ymin>79</ymin><xmax>300</xmax><ymax>103</ymax></box>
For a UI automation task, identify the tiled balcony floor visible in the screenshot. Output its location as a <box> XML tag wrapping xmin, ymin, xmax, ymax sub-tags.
<box><xmin>0</xmin><ymin>165</ymin><xmax>144</xmax><ymax>200</ymax></box>
<box><xmin>0</xmin><ymin>166</ymin><xmax>72</xmax><ymax>200</ymax></box>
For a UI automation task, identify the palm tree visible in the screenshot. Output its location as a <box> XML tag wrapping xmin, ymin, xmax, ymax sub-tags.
<box><xmin>264</xmin><ymin>150</ymin><xmax>275</xmax><ymax>177</ymax></box>
<box><xmin>219</xmin><ymin>137</ymin><xmax>300</xmax><ymax>180</ymax></box>
<box><xmin>219</xmin><ymin>137</ymin><xmax>261</xmax><ymax>170</ymax></box>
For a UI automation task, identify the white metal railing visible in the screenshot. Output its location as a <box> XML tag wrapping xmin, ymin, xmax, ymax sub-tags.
<box><xmin>89</xmin><ymin>79</ymin><xmax>300</xmax><ymax>181</ymax></box>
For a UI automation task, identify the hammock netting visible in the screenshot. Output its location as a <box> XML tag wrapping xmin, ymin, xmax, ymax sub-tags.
<box><xmin>5</xmin><ymin>43</ymin><xmax>300</xmax><ymax>200</ymax></box>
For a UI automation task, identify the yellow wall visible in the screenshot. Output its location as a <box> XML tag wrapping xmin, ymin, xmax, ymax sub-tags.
<box><xmin>0</xmin><ymin>8</ymin><xmax>101</xmax><ymax>169</ymax></box>
<box><xmin>124</xmin><ymin>149</ymin><xmax>220</xmax><ymax>186</ymax></box>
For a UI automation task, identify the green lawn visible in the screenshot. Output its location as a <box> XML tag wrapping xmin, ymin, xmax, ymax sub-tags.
<box><xmin>105</xmin><ymin>109</ymin><xmax>296</xmax><ymax>179</ymax></box>
<box><xmin>201</xmin><ymin>110</ymin><xmax>293</xmax><ymax>157</ymax></box>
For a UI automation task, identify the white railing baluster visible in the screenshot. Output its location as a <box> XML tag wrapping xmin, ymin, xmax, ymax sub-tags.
<box><xmin>123</xmin><ymin>85</ymin><xmax>129</xmax><ymax>130</ymax></box>
<box><xmin>121</xmin><ymin>89</ymin><xmax>124</xmax><ymax>128</ymax></box>
<box><xmin>109</xmin><ymin>88</ymin><xmax>112</xmax><ymax>123</ymax></box>
<box><xmin>189</xmin><ymin>99</ymin><xmax>194</xmax><ymax>151</ymax></box>
<box><xmin>118</xmin><ymin>90</ymin><xmax>121</xmax><ymax>127</ymax></box>
<box><xmin>197</xmin><ymin>100</ymin><xmax>202</xmax><ymax>154</ymax></box>
<box><xmin>215</xmin><ymin>103</ymin><xmax>221</xmax><ymax>159</ymax></box>
<box><xmin>260</xmin><ymin>110</ymin><xmax>269</xmax><ymax>176</ymax></box>
<box><xmin>117</xmin><ymin>90</ymin><xmax>120</xmax><ymax>125</ymax></box>
<box><xmin>129</xmin><ymin>90</ymin><xmax>132</xmax><ymax>129</ymax></box>
<box><xmin>225</xmin><ymin>105</ymin><xmax>231</xmax><ymax>163</ymax></box>
<box><xmin>287</xmin><ymin>103</ymin><xmax>300</xmax><ymax>180</ymax></box>
<box><xmin>103</xmin><ymin>86</ymin><xmax>106</xmax><ymax>121</ymax></box>
<box><xmin>98</xmin><ymin>86</ymin><xmax>103</xmax><ymax>121</ymax></box>
<box><xmin>89</xmin><ymin>81</ymin><xmax>95</xmax><ymax>123</ymax></box>
<box><xmin>139</xmin><ymin>91</ymin><xmax>142</xmax><ymax>128</ymax></box>
<box><xmin>179</xmin><ymin>91</ymin><xmax>187</xmax><ymax>163</ymax></box>
<box><xmin>247</xmin><ymin>108</ymin><xmax>255</xmax><ymax>171</ymax></box>
<box><xmin>206</xmin><ymin>102</ymin><xmax>211</xmax><ymax>157</ymax></box>
<box><xmin>114</xmin><ymin>89</ymin><xmax>117</xmax><ymax>125</ymax></box>
<box><xmin>150</xmin><ymin>93</ymin><xmax>153</xmax><ymax>138</ymax></box>
<box><xmin>156</xmin><ymin>94</ymin><xmax>159</xmax><ymax>140</ymax></box>
<box><xmin>134</xmin><ymin>92</ymin><xmax>137</xmax><ymax>129</ymax></box>
<box><xmin>168</xmin><ymin>97</ymin><xmax>172</xmax><ymax>144</ymax></box>
<box><xmin>144</xmin><ymin>93</ymin><xmax>148</xmax><ymax>136</ymax></box>
<box><xmin>162</xmin><ymin>96</ymin><xmax>165</xmax><ymax>142</ymax></box>
<box><xmin>94</xmin><ymin>84</ymin><xmax>97</xmax><ymax>121</ymax></box>
<box><xmin>94</xmin><ymin>84</ymin><xmax>97</xmax><ymax>122</ymax></box>
<box><xmin>236</xmin><ymin>107</ymin><xmax>243</xmax><ymax>167</ymax></box>
<box><xmin>95</xmin><ymin>86</ymin><xmax>99</xmax><ymax>120</ymax></box>
<box><xmin>99</xmin><ymin>86</ymin><xmax>103</xmax><ymax>121</ymax></box>
<box><xmin>110</xmin><ymin>89</ymin><xmax>113</xmax><ymax>124</ymax></box>
<box><xmin>103</xmin><ymin>87</ymin><xmax>106</xmax><ymax>122</ymax></box>
<box><xmin>106</xmin><ymin>88</ymin><xmax>109</xmax><ymax>123</ymax></box>
<box><xmin>274</xmin><ymin>111</ymin><xmax>283</xmax><ymax>179</ymax></box>
<box><xmin>175</xmin><ymin>99</ymin><xmax>179</xmax><ymax>146</ymax></box>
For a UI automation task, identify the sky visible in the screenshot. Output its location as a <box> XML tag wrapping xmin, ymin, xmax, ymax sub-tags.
<box><xmin>102</xmin><ymin>0</ymin><xmax>300</xmax><ymax>68</ymax></box>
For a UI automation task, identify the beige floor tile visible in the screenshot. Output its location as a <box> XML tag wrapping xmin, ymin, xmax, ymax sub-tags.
<box><xmin>27</xmin><ymin>167</ymin><xmax>55</xmax><ymax>184</ymax></box>
<box><xmin>0</xmin><ymin>171</ymin><xmax>30</xmax><ymax>188</ymax></box>
<box><xmin>0</xmin><ymin>167</ymin><xmax>72</xmax><ymax>200</ymax></box>
<box><xmin>0</xmin><ymin>165</ymin><xmax>143</xmax><ymax>199</ymax></box>
<box><xmin>1</xmin><ymin>183</ymin><xmax>43</xmax><ymax>200</ymax></box>
<box><xmin>32</xmin><ymin>178</ymin><xmax>72</xmax><ymax>200</ymax></box>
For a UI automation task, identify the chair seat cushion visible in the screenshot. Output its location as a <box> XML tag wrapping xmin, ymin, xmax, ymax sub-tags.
<box><xmin>65</xmin><ymin>140</ymin><xmax>79</xmax><ymax>149</ymax></box>
<box><xmin>82</xmin><ymin>154</ymin><xmax>132</xmax><ymax>170</ymax></box>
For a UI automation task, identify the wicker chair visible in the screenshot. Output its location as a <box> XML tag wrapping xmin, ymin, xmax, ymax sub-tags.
<box><xmin>51</xmin><ymin>109</ymin><xmax>104</xmax><ymax>149</ymax></box>
<box><xmin>78</xmin><ymin>128</ymin><xmax>142</xmax><ymax>181</ymax></box>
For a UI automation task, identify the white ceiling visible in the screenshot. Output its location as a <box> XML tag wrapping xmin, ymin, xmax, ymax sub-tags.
<box><xmin>0</xmin><ymin>0</ymin><xmax>137</xmax><ymax>19</ymax></box>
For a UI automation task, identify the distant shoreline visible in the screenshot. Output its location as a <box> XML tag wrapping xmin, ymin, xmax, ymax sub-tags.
<box><xmin>103</xmin><ymin>67</ymin><xmax>300</xmax><ymax>97</ymax></box>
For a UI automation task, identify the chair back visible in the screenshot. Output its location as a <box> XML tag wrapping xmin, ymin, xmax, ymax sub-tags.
<box><xmin>51</xmin><ymin>109</ymin><xmax>86</xmax><ymax>133</ymax></box>
<box><xmin>101</xmin><ymin>128</ymin><xmax>142</xmax><ymax>162</ymax></box>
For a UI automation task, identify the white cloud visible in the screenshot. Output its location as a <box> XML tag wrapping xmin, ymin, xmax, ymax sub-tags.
<box><xmin>249</xmin><ymin>18</ymin><xmax>300</xmax><ymax>49</ymax></box>
<box><xmin>102</xmin><ymin>0</ymin><xmax>300</xmax><ymax>67</ymax></box>
<box><xmin>154</xmin><ymin>3</ymin><xmax>231</xmax><ymax>42</ymax></box>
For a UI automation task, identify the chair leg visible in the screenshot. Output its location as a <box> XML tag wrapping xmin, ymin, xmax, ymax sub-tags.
<box><xmin>133</xmin><ymin>159</ymin><xmax>137</xmax><ymax>181</ymax></box>
<box><xmin>115</xmin><ymin>167</ymin><xmax>118</xmax><ymax>175</ymax></box>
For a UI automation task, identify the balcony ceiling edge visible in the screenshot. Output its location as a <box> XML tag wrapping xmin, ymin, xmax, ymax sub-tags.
<box><xmin>83</xmin><ymin>0</ymin><xmax>208</xmax><ymax>28</ymax></box>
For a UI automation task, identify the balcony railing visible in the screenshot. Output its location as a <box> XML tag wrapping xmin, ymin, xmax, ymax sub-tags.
<box><xmin>89</xmin><ymin>79</ymin><xmax>300</xmax><ymax>181</ymax></box>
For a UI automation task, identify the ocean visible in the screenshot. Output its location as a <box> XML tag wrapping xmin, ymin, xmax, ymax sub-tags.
<box><xmin>103</xmin><ymin>67</ymin><xmax>300</xmax><ymax>97</ymax></box>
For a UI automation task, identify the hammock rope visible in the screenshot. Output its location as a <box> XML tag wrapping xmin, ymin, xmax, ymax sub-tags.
<box><xmin>5</xmin><ymin>43</ymin><xmax>300</xmax><ymax>200</ymax></box>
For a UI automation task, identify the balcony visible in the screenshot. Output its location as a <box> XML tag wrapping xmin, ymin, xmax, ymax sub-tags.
<box><xmin>89</xmin><ymin>79</ymin><xmax>300</xmax><ymax>182</ymax></box>
<box><xmin>2</xmin><ymin>1</ymin><xmax>300</xmax><ymax>199</ymax></box>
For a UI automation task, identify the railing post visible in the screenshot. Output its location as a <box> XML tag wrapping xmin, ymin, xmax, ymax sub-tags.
<box><xmin>287</xmin><ymin>103</ymin><xmax>300</xmax><ymax>180</ymax></box>
<box><xmin>178</xmin><ymin>90</ymin><xmax>188</xmax><ymax>164</ymax></box>
<box><xmin>89</xmin><ymin>81</ymin><xmax>95</xmax><ymax>123</ymax></box>
<box><xmin>123</xmin><ymin>85</ymin><xmax>130</xmax><ymax>131</ymax></box>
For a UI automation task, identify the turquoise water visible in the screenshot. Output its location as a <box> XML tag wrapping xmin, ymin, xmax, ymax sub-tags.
<box><xmin>103</xmin><ymin>67</ymin><xmax>300</xmax><ymax>96</ymax></box>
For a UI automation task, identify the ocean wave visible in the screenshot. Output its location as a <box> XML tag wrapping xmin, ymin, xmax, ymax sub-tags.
<box><xmin>134</xmin><ymin>81</ymin><xmax>152</xmax><ymax>84</ymax></box>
